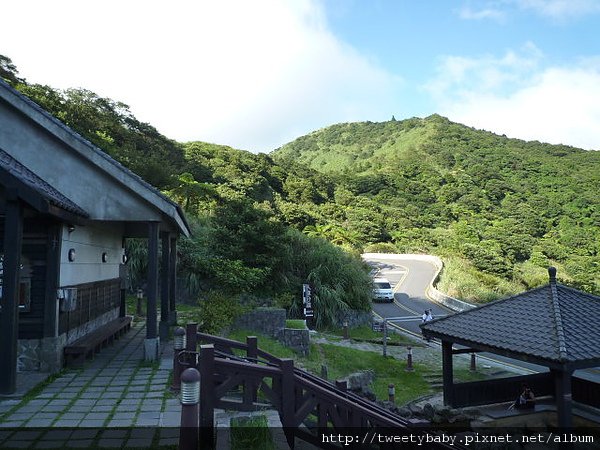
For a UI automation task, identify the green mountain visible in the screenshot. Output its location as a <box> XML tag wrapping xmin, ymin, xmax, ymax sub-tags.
<box><xmin>4</xmin><ymin>51</ymin><xmax>598</xmax><ymax>307</ymax></box>
<box><xmin>273</xmin><ymin>115</ymin><xmax>600</xmax><ymax>298</ymax></box>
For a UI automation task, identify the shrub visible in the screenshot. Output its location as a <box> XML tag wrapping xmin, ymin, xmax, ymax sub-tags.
<box><xmin>198</xmin><ymin>291</ymin><xmax>245</xmax><ymax>335</ymax></box>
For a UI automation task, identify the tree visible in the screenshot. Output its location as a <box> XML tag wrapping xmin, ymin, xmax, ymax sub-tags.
<box><xmin>0</xmin><ymin>54</ymin><xmax>24</xmax><ymax>85</ymax></box>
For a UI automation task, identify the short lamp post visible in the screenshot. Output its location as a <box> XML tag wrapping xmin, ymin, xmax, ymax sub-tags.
<box><xmin>136</xmin><ymin>288</ymin><xmax>144</xmax><ymax>316</ymax></box>
<box><xmin>470</xmin><ymin>352</ymin><xmax>477</xmax><ymax>372</ymax></box>
<box><xmin>179</xmin><ymin>368</ymin><xmax>200</xmax><ymax>450</ymax></box>
<box><xmin>172</xmin><ymin>327</ymin><xmax>186</xmax><ymax>392</ymax></box>
<box><xmin>406</xmin><ymin>346</ymin><xmax>414</xmax><ymax>371</ymax></box>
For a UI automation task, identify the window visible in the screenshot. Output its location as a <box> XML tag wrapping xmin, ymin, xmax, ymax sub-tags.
<box><xmin>0</xmin><ymin>254</ymin><xmax>32</xmax><ymax>312</ymax></box>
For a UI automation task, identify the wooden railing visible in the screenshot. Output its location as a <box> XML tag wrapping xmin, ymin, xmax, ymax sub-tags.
<box><xmin>184</xmin><ymin>331</ymin><xmax>460</xmax><ymax>449</ymax></box>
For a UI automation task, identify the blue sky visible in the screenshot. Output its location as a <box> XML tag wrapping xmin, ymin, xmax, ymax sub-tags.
<box><xmin>1</xmin><ymin>0</ymin><xmax>599</xmax><ymax>152</ymax></box>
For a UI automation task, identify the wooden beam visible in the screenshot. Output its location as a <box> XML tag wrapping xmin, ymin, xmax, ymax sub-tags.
<box><xmin>452</xmin><ymin>348</ymin><xmax>482</xmax><ymax>355</ymax></box>
<box><xmin>159</xmin><ymin>231</ymin><xmax>170</xmax><ymax>340</ymax></box>
<box><xmin>43</xmin><ymin>222</ymin><xmax>61</xmax><ymax>338</ymax></box>
<box><xmin>427</xmin><ymin>332</ymin><xmax>566</xmax><ymax>370</ymax></box>
<box><xmin>0</xmin><ymin>198</ymin><xmax>24</xmax><ymax>395</ymax></box>
<box><xmin>553</xmin><ymin>368</ymin><xmax>573</xmax><ymax>429</ymax></box>
<box><xmin>146</xmin><ymin>222</ymin><xmax>159</xmax><ymax>339</ymax></box>
<box><xmin>442</xmin><ymin>340</ymin><xmax>454</xmax><ymax>407</ymax></box>
<box><xmin>169</xmin><ymin>236</ymin><xmax>177</xmax><ymax>323</ymax></box>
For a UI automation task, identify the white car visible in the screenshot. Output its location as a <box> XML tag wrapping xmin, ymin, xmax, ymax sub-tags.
<box><xmin>372</xmin><ymin>277</ymin><xmax>394</xmax><ymax>303</ymax></box>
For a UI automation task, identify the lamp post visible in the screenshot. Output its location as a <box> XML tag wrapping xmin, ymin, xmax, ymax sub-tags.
<box><xmin>172</xmin><ymin>327</ymin><xmax>186</xmax><ymax>392</ymax></box>
<box><xmin>136</xmin><ymin>288</ymin><xmax>144</xmax><ymax>316</ymax></box>
<box><xmin>179</xmin><ymin>368</ymin><xmax>200</xmax><ymax>450</ymax></box>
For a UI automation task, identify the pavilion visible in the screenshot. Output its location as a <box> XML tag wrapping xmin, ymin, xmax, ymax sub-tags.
<box><xmin>421</xmin><ymin>267</ymin><xmax>600</xmax><ymax>428</ymax></box>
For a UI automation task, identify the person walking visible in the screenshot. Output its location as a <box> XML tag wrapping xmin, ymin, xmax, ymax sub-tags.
<box><xmin>421</xmin><ymin>309</ymin><xmax>433</xmax><ymax>341</ymax></box>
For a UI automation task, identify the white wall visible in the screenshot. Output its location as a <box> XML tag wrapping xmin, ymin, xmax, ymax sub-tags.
<box><xmin>59</xmin><ymin>222</ymin><xmax>125</xmax><ymax>286</ymax></box>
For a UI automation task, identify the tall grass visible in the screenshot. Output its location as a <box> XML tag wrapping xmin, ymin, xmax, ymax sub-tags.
<box><xmin>436</xmin><ymin>256</ymin><xmax>522</xmax><ymax>302</ymax></box>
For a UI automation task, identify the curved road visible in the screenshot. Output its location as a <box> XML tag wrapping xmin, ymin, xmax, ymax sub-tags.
<box><xmin>365</xmin><ymin>254</ymin><xmax>453</xmax><ymax>338</ymax></box>
<box><xmin>364</xmin><ymin>254</ymin><xmax>542</xmax><ymax>374</ymax></box>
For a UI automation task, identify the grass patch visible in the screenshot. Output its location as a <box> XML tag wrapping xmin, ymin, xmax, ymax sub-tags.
<box><xmin>322</xmin><ymin>325</ymin><xmax>413</xmax><ymax>345</ymax></box>
<box><xmin>174</xmin><ymin>303</ymin><xmax>200</xmax><ymax>326</ymax></box>
<box><xmin>225</xmin><ymin>330</ymin><xmax>431</xmax><ymax>405</ymax></box>
<box><xmin>310</xmin><ymin>344</ymin><xmax>430</xmax><ymax>404</ymax></box>
<box><xmin>285</xmin><ymin>319</ymin><xmax>307</xmax><ymax>329</ymax></box>
<box><xmin>227</xmin><ymin>329</ymin><xmax>297</xmax><ymax>359</ymax></box>
<box><xmin>126</xmin><ymin>294</ymin><xmax>146</xmax><ymax>318</ymax></box>
<box><xmin>454</xmin><ymin>366</ymin><xmax>494</xmax><ymax>383</ymax></box>
<box><xmin>230</xmin><ymin>415</ymin><xmax>275</xmax><ymax>450</ymax></box>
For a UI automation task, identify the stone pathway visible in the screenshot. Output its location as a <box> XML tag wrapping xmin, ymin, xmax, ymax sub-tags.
<box><xmin>0</xmin><ymin>321</ymin><xmax>181</xmax><ymax>449</ymax></box>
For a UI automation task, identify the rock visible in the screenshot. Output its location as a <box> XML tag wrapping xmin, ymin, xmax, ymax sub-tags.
<box><xmin>422</xmin><ymin>403</ymin><xmax>435</xmax><ymax>420</ymax></box>
<box><xmin>432</xmin><ymin>413</ymin><xmax>445</xmax><ymax>424</ymax></box>
<box><xmin>345</xmin><ymin>370</ymin><xmax>375</xmax><ymax>391</ymax></box>
<box><xmin>396</xmin><ymin>407</ymin><xmax>412</xmax><ymax>418</ymax></box>
<box><xmin>435</xmin><ymin>406</ymin><xmax>453</xmax><ymax>419</ymax></box>
<box><xmin>448</xmin><ymin>414</ymin><xmax>470</xmax><ymax>424</ymax></box>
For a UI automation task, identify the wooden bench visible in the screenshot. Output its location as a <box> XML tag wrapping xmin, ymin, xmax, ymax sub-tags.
<box><xmin>64</xmin><ymin>316</ymin><xmax>133</xmax><ymax>367</ymax></box>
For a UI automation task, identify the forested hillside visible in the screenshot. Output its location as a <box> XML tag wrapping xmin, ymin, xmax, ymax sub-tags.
<box><xmin>1</xmin><ymin>55</ymin><xmax>371</xmax><ymax>330</ymax></box>
<box><xmin>274</xmin><ymin>115</ymin><xmax>600</xmax><ymax>299</ymax></box>
<box><xmin>3</xmin><ymin>54</ymin><xmax>598</xmax><ymax>317</ymax></box>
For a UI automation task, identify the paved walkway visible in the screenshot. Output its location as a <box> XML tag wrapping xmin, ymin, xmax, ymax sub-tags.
<box><xmin>0</xmin><ymin>321</ymin><xmax>181</xmax><ymax>449</ymax></box>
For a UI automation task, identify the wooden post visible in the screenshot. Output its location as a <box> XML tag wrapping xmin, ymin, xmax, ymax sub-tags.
<box><xmin>0</xmin><ymin>198</ymin><xmax>24</xmax><ymax>395</ymax></box>
<box><xmin>145</xmin><ymin>222</ymin><xmax>159</xmax><ymax>361</ymax></box>
<box><xmin>553</xmin><ymin>368</ymin><xmax>573</xmax><ymax>429</ymax></box>
<box><xmin>169</xmin><ymin>237</ymin><xmax>178</xmax><ymax>325</ymax></box>
<box><xmin>245</xmin><ymin>336</ymin><xmax>258</xmax><ymax>404</ymax></box>
<box><xmin>159</xmin><ymin>231</ymin><xmax>170</xmax><ymax>340</ymax></box>
<box><xmin>186</xmin><ymin>323</ymin><xmax>198</xmax><ymax>352</ymax></box>
<box><xmin>199</xmin><ymin>345</ymin><xmax>215</xmax><ymax>450</ymax></box>
<box><xmin>382</xmin><ymin>320</ymin><xmax>388</xmax><ymax>357</ymax></box>
<box><xmin>280</xmin><ymin>358</ymin><xmax>295</xmax><ymax>449</ymax></box>
<box><xmin>470</xmin><ymin>352</ymin><xmax>476</xmax><ymax>372</ymax></box>
<box><xmin>43</xmin><ymin>223</ymin><xmax>61</xmax><ymax>337</ymax></box>
<box><xmin>442</xmin><ymin>340</ymin><xmax>454</xmax><ymax>407</ymax></box>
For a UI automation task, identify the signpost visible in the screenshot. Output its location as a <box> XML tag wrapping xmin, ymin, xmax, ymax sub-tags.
<box><xmin>302</xmin><ymin>284</ymin><xmax>314</xmax><ymax>319</ymax></box>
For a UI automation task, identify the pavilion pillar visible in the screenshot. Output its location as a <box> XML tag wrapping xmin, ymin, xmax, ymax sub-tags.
<box><xmin>552</xmin><ymin>368</ymin><xmax>573</xmax><ymax>429</ymax></box>
<box><xmin>43</xmin><ymin>223</ymin><xmax>61</xmax><ymax>336</ymax></box>
<box><xmin>168</xmin><ymin>237</ymin><xmax>177</xmax><ymax>325</ymax></box>
<box><xmin>0</xmin><ymin>197</ymin><xmax>24</xmax><ymax>395</ymax></box>
<box><xmin>144</xmin><ymin>221</ymin><xmax>160</xmax><ymax>361</ymax></box>
<box><xmin>442</xmin><ymin>340</ymin><xmax>454</xmax><ymax>406</ymax></box>
<box><xmin>159</xmin><ymin>231</ymin><xmax>170</xmax><ymax>341</ymax></box>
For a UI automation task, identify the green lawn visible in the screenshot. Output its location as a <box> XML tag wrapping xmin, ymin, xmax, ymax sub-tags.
<box><xmin>225</xmin><ymin>330</ymin><xmax>432</xmax><ymax>405</ymax></box>
<box><xmin>322</xmin><ymin>325</ymin><xmax>414</xmax><ymax>345</ymax></box>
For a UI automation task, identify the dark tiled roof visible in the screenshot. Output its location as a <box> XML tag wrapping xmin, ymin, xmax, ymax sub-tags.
<box><xmin>422</xmin><ymin>279</ymin><xmax>600</xmax><ymax>365</ymax></box>
<box><xmin>0</xmin><ymin>148</ymin><xmax>88</xmax><ymax>217</ymax></box>
<box><xmin>0</xmin><ymin>79</ymin><xmax>189</xmax><ymax>236</ymax></box>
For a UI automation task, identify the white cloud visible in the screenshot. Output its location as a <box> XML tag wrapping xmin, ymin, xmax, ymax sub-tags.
<box><xmin>458</xmin><ymin>0</ymin><xmax>600</xmax><ymax>21</ymax></box>
<box><xmin>425</xmin><ymin>43</ymin><xmax>543</xmax><ymax>99</ymax></box>
<box><xmin>458</xmin><ymin>6</ymin><xmax>506</xmax><ymax>21</ymax></box>
<box><xmin>426</xmin><ymin>47</ymin><xmax>600</xmax><ymax>150</ymax></box>
<box><xmin>516</xmin><ymin>0</ymin><xmax>600</xmax><ymax>19</ymax></box>
<box><xmin>0</xmin><ymin>0</ymin><xmax>401</xmax><ymax>152</ymax></box>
